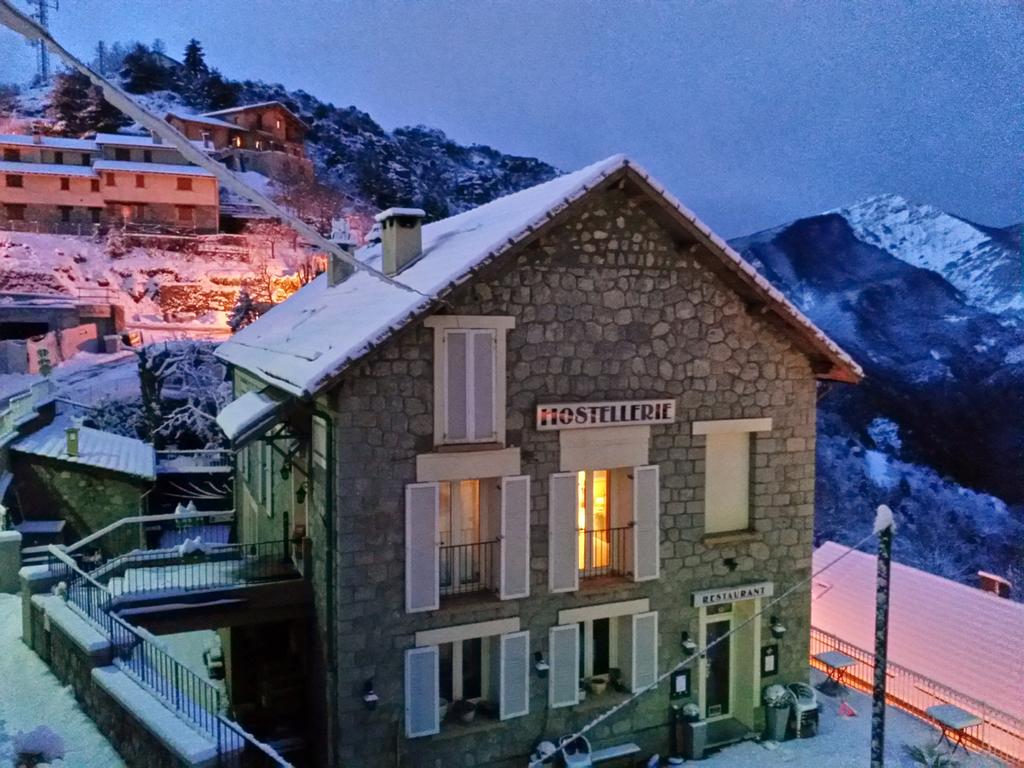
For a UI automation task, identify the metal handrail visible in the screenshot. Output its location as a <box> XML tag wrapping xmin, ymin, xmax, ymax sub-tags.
<box><xmin>62</xmin><ymin>509</ymin><xmax>234</xmax><ymax>556</ymax></box>
<box><xmin>46</xmin><ymin>545</ymin><xmax>292</xmax><ymax>766</ymax></box>
<box><xmin>810</xmin><ymin>627</ymin><xmax>1023</xmax><ymax>762</ymax></box>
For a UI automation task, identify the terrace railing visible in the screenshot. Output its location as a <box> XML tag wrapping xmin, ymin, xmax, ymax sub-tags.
<box><xmin>47</xmin><ymin>546</ymin><xmax>292</xmax><ymax>767</ymax></box>
<box><xmin>810</xmin><ymin>627</ymin><xmax>1024</xmax><ymax>764</ymax></box>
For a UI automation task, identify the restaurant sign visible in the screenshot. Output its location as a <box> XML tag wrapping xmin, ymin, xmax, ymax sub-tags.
<box><xmin>536</xmin><ymin>399</ymin><xmax>676</xmax><ymax>431</ymax></box>
<box><xmin>691</xmin><ymin>581</ymin><xmax>774</xmax><ymax>608</ymax></box>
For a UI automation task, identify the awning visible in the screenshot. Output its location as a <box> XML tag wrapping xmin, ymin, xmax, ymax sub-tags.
<box><xmin>216</xmin><ymin>389</ymin><xmax>290</xmax><ymax>447</ymax></box>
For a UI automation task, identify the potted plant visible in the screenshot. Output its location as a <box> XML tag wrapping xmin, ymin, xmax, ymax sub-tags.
<box><xmin>763</xmin><ymin>684</ymin><xmax>792</xmax><ymax>742</ymax></box>
<box><xmin>452</xmin><ymin>699</ymin><xmax>477</xmax><ymax>724</ymax></box>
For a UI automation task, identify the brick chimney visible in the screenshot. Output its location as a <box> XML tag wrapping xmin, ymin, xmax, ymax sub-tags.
<box><xmin>978</xmin><ymin>571</ymin><xmax>1011</xmax><ymax>599</ymax></box>
<box><xmin>375</xmin><ymin>207</ymin><xmax>425</xmax><ymax>276</ymax></box>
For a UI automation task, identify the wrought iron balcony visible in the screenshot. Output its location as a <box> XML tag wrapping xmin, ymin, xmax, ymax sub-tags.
<box><xmin>578</xmin><ymin>526</ymin><xmax>631</xmax><ymax>580</ymax></box>
<box><xmin>439</xmin><ymin>539</ymin><xmax>498</xmax><ymax>597</ymax></box>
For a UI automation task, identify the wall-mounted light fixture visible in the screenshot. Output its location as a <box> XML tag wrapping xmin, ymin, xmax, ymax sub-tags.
<box><xmin>680</xmin><ymin>631</ymin><xmax>698</xmax><ymax>655</ymax></box>
<box><xmin>770</xmin><ymin>616</ymin><xmax>787</xmax><ymax>640</ymax></box>
<box><xmin>295</xmin><ymin>482</ymin><xmax>307</xmax><ymax>504</ymax></box>
<box><xmin>280</xmin><ymin>464</ymin><xmax>291</xmax><ymax>480</ymax></box>
<box><xmin>534</xmin><ymin>651</ymin><xmax>549</xmax><ymax>678</ymax></box>
<box><xmin>362</xmin><ymin>679</ymin><xmax>379</xmax><ymax>711</ymax></box>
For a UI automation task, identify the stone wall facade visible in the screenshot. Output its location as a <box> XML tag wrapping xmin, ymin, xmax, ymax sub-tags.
<box><xmin>315</xmin><ymin>185</ymin><xmax>819</xmax><ymax>766</ymax></box>
<box><xmin>11</xmin><ymin>456</ymin><xmax>149</xmax><ymax>543</ymax></box>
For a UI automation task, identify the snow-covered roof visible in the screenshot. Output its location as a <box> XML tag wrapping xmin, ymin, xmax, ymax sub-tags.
<box><xmin>202</xmin><ymin>101</ymin><xmax>308</xmax><ymax>129</ymax></box>
<box><xmin>0</xmin><ymin>161</ymin><xmax>96</xmax><ymax>178</ymax></box>
<box><xmin>812</xmin><ymin>541</ymin><xmax>1024</xmax><ymax>720</ymax></box>
<box><xmin>165</xmin><ymin>110</ymin><xmax>247</xmax><ymax>131</ymax></box>
<box><xmin>13</xmin><ymin>422</ymin><xmax>156</xmax><ymax>479</ymax></box>
<box><xmin>375</xmin><ymin>207</ymin><xmax>426</xmax><ymax>221</ymax></box>
<box><xmin>92</xmin><ymin>160</ymin><xmax>214</xmax><ymax>178</ymax></box>
<box><xmin>93</xmin><ymin>132</ymin><xmax>171</xmax><ymax>147</ymax></box>
<box><xmin>217</xmin><ymin>155</ymin><xmax>861</xmax><ymax>397</ymax></box>
<box><xmin>0</xmin><ymin>133</ymin><xmax>97</xmax><ymax>151</ymax></box>
<box><xmin>215</xmin><ymin>389</ymin><xmax>288</xmax><ymax>445</ymax></box>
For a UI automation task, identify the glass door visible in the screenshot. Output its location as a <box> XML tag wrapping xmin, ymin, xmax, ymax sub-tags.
<box><xmin>439</xmin><ymin>480</ymin><xmax>481</xmax><ymax>591</ymax></box>
<box><xmin>577</xmin><ymin>470</ymin><xmax>610</xmax><ymax>574</ymax></box>
<box><xmin>704</xmin><ymin>616</ymin><xmax>732</xmax><ymax>718</ymax></box>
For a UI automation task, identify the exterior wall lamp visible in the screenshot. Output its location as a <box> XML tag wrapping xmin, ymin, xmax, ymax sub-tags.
<box><xmin>680</xmin><ymin>631</ymin><xmax>698</xmax><ymax>655</ymax></box>
<box><xmin>295</xmin><ymin>483</ymin><xmax>307</xmax><ymax>504</ymax></box>
<box><xmin>362</xmin><ymin>679</ymin><xmax>378</xmax><ymax>711</ymax></box>
<box><xmin>770</xmin><ymin>616</ymin><xmax>787</xmax><ymax>639</ymax></box>
<box><xmin>534</xmin><ymin>651</ymin><xmax>549</xmax><ymax>678</ymax></box>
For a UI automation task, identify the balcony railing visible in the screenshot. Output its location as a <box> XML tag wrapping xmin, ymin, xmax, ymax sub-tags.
<box><xmin>579</xmin><ymin>526</ymin><xmax>630</xmax><ymax>580</ymax></box>
<box><xmin>440</xmin><ymin>540</ymin><xmax>498</xmax><ymax>597</ymax></box>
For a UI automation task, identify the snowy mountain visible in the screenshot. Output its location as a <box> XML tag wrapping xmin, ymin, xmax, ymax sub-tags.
<box><xmin>732</xmin><ymin>208</ymin><xmax>1024</xmax><ymax>589</ymax></box>
<box><xmin>831</xmin><ymin>194</ymin><xmax>1023</xmax><ymax>314</ymax></box>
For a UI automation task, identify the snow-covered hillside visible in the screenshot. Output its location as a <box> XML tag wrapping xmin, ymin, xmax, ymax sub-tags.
<box><xmin>833</xmin><ymin>194</ymin><xmax>1023</xmax><ymax>314</ymax></box>
<box><xmin>732</xmin><ymin>206</ymin><xmax>1024</xmax><ymax>594</ymax></box>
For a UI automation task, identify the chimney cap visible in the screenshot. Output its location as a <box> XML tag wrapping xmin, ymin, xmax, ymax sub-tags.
<box><xmin>374</xmin><ymin>207</ymin><xmax>426</xmax><ymax>223</ymax></box>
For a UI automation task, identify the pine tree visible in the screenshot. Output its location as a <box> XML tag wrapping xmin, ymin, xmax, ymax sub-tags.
<box><xmin>121</xmin><ymin>43</ymin><xmax>172</xmax><ymax>93</ymax></box>
<box><xmin>84</xmin><ymin>85</ymin><xmax>130</xmax><ymax>133</ymax></box>
<box><xmin>181</xmin><ymin>39</ymin><xmax>209</xmax><ymax>108</ymax></box>
<box><xmin>201</xmin><ymin>70</ymin><xmax>240</xmax><ymax>111</ymax></box>
<box><xmin>46</xmin><ymin>71</ymin><xmax>92</xmax><ymax>135</ymax></box>
<box><xmin>227</xmin><ymin>288</ymin><xmax>259</xmax><ymax>332</ymax></box>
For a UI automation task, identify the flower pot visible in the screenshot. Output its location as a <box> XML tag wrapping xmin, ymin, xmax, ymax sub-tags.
<box><xmin>588</xmin><ymin>676</ymin><xmax>608</xmax><ymax>695</ymax></box>
<box><xmin>765</xmin><ymin>705</ymin><xmax>790</xmax><ymax>742</ymax></box>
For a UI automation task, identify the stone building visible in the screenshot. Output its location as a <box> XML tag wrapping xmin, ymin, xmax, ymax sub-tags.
<box><xmin>215</xmin><ymin>155</ymin><xmax>860</xmax><ymax>766</ymax></box>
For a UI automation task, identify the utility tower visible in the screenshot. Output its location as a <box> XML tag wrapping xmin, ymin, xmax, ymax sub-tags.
<box><xmin>26</xmin><ymin>0</ymin><xmax>59</xmax><ymax>84</ymax></box>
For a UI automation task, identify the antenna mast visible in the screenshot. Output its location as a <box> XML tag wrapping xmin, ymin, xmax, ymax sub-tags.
<box><xmin>26</xmin><ymin>0</ymin><xmax>59</xmax><ymax>83</ymax></box>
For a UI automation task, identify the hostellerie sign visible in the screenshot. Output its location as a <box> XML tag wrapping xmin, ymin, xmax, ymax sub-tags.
<box><xmin>535</xmin><ymin>399</ymin><xmax>676</xmax><ymax>431</ymax></box>
<box><xmin>691</xmin><ymin>582</ymin><xmax>774</xmax><ymax>607</ymax></box>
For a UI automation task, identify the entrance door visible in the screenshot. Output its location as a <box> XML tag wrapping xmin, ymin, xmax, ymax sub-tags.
<box><xmin>577</xmin><ymin>470</ymin><xmax>610</xmax><ymax>575</ymax></box>
<box><xmin>704</xmin><ymin>617</ymin><xmax>731</xmax><ymax>718</ymax></box>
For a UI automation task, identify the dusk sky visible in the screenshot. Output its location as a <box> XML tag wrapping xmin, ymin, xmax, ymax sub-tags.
<box><xmin>1</xmin><ymin>0</ymin><xmax>1020</xmax><ymax>236</ymax></box>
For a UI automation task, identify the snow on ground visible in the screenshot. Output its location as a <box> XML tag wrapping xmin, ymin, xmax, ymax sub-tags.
<box><xmin>702</xmin><ymin>671</ymin><xmax>1005</xmax><ymax>768</ymax></box>
<box><xmin>0</xmin><ymin>594</ymin><xmax>126</xmax><ymax>767</ymax></box>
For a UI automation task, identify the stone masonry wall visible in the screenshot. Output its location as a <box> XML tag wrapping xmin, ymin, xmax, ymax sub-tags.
<box><xmin>11</xmin><ymin>456</ymin><xmax>147</xmax><ymax>543</ymax></box>
<box><xmin>325</xmin><ymin>185</ymin><xmax>819</xmax><ymax>767</ymax></box>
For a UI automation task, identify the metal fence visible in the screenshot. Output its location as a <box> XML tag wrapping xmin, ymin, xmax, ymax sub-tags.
<box><xmin>440</xmin><ymin>539</ymin><xmax>498</xmax><ymax>597</ymax></box>
<box><xmin>810</xmin><ymin>627</ymin><xmax>1024</xmax><ymax>764</ymax></box>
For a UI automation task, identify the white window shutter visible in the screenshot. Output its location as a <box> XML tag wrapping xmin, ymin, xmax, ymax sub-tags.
<box><xmin>470</xmin><ymin>330</ymin><xmax>497</xmax><ymax>442</ymax></box>
<box><xmin>444</xmin><ymin>330</ymin><xmax>469</xmax><ymax>441</ymax></box>
<box><xmin>405</xmin><ymin>646</ymin><xmax>440</xmax><ymax>737</ymax></box>
<box><xmin>632</xmin><ymin>464</ymin><xmax>660</xmax><ymax>581</ymax></box>
<box><xmin>405</xmin><ymin>482</ymin><xmax>440</xmax><ymax>613</ymax></box>
<box><xmin>499</xmin><ymin>630</ymin><xmax>530</xmax><ymax>720</ymax></box>
<box><xmin>548</xmin><ymin>472</ymin><xmax>579</xmax><ymax>593</ymax></box>
<box><xmin>549</xmin><ymin>624</ymin><xmax>580</xmax><ymax>708</ymax></box>
<box><xmin>500</xmin><ymin>475</ymin><xmax>530</xmax><ymax>600</ymax></box>
<box><xmin>630</xmin><ymin>611</ymin><xmax>658</xmax><ymax>693</ymax></box>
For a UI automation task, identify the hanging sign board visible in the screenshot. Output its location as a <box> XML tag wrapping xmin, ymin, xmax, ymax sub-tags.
<box><xmin>691</xmin><ymin>581</ymin><xmax>774</xmax><ymax>608</ymax></box>
<box><xmin>536</xmin><ymin>399</ymin><xmax>676</xmax><ymax>431</ymax></box>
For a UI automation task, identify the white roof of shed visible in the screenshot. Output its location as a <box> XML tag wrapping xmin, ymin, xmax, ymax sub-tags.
<box><xmin>13</xmin><ymin>422</ymin><xmax>156</xmax><ymax>479</ymax></box>
<box><xmin>92</xmin><ymin>160</ymin><xmax>214</xmax><ymax>177</ymax></box>
<box><xmin>0</xmin><ymin>134</ymin><xmax>96</xmax><ymax>151</ymax></box>
<box><xmin>216</xmin><ymin>155</ymin><xmax>861</xmax><ymax>397</ymax></box>
<box><xmin>0</xmin><ymin>161</ymin><xmax>96</xmax><ymax>177</ymax></box>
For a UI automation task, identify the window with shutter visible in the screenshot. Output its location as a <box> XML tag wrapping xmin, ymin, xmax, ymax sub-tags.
<box><xmin>499</xmin><ymin>475</ymin><xmax>530</xmax><ymax>600</ymax></box>
<box><xmin>549</xmin><ymin>624</ymin><xmax>580</xmax><ymax>708</ymax></box>
<box><xmin>405</xmin><ymin>646</ymin><xmax>440</xmax><ymax>737</ymax></box>
<box><xmin>406</xmin><ymin>482</ymin><xmax>440</xmax><ymax>613</ymax></box>
<box><xmin>630</xmin><ymin>611</ymin><xmax>659</xmax><ymax>693</ymax></box>
<box><xmin>442</xmin><ymin>328</ymin><xmax>497</xmax><ymax>444</ymax></box>
<box><xmin>499</xmin><ymin>631</ymin><xmax>530</xmax><ymax>720</ymax></box>
<box><xmin>548</xmin><ymin>472</ymin><xmax>579</xmax><ymax>593</ymax></box>
<box><xmin>632</xmin><ymin>465</ymin><xmax>660</xmax><ymax>581</ymax></box>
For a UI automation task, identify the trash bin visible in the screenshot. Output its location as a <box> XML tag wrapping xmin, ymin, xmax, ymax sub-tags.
<box><xmin>672</xmin><ymin>703</ymin><xmax>707</xmax><ymax>760</ymax></box>
<box><xmin>685</xmin><ymin>720</ymin><xmax>708</xmax><ymax>759</ymax></box>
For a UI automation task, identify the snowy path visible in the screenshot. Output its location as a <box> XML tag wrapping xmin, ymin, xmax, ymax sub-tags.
<box><xmin>702</xmin><ymin>671</ymin><xmax>1005</xmax><ymax>767</ymax></box>
<box><xmin>0</xmin><ymin>594</ymin><xmax>125</xmax><ymax>767</ymax></box>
